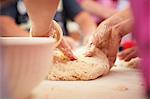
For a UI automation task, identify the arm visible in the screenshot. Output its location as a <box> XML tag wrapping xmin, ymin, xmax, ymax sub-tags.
<box><xmin>85</xmin><ymin>8</ymin><xmax>134</xmax><ymax>67</ymax></box>
<box><xmin>80</xmin><ymin>0</ymin><xmax>117</xmax><ymax>18</ymax></box>
<box><xmin>63</xmin><ymin>0</ymin><xmax>96</xmax><ymax>35</ymax></box>
<box><xmin>99</xmin><ymin>7</ymin><xmax>134</xmax><ymax>38</ymax></box>
<box><xmin>24</xmin><ymin>0</ymin><xmax>59</xmax><ymax>36</ymax></box>
<box><xmin>74</xmin><ymin>11</ymin><xmax>97</xmax><ymax>35</ymax></box>
<box><xmin>103</xmin><ymin>7</ymin><xmax>133</xmax><ymax>27</ymax></box>
<box><xmin>113</xmin><ymin>18</ymin><xmax>134</xmax><ymax>37</ymax></box>
<box><xmin>92</xmin><ymin>7</ymin><xmax>133</xmax><ymax>39</ymax></box>
<box><xmin>0</xmin><ymin>16</ymin><xmax>29</xmax><ymax>37</ymax></box>
<box><xmin>24</xmin><ymin>0</ymin><xmax>76</xmax><ymax>60</ymax></box>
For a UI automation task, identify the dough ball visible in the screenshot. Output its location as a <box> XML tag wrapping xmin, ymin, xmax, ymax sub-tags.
<box><xmin>47</xmin><ymin>47</ymin><xmax>110</xmax><ymax>81</ymax></box>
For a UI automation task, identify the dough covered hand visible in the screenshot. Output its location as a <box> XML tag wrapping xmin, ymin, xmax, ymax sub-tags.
<box><xmin>57</xmin><ymin>39</ymin><xmax>77</xmax><ymax>61</ymax></box>
<box><xmin>49</xmin><ymin>20</ymin><xmax>77</xmax><ymax>61</ymax></box>
<box><xmin>85</xmin><ymin>22</ymin><xmax>121</xmax><ymax>68</ymax></box>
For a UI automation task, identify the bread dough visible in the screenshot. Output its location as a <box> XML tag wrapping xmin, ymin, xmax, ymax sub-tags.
<box><xmin>47</xmin><ymin>47</ymin><xmax>110</xmax><ymax>80</ymax></box>
<box><xmin>126</xmin><ymin>58</ymin><xmax>140</xmax><ymax>68</ymax></box>
<box><xmin>115</xmin><ymin>57</ymin><xmax>140</xmax><ymax>69</ymax></box>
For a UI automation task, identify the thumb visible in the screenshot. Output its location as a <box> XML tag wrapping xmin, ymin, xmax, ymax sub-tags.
<box><xmin>84</xmin><ymin>34</ymin><xmax>99</xmax><ymax>57</ymax></box>
<box><xmin>84</xmin><ymin>41</ymin><xmax>97</xmax><ymax>57</ymax></box>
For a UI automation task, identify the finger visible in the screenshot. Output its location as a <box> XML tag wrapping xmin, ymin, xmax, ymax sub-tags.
<box><xmin>118</xmin><ymin>47</ymin><xmax>135</xmax><ymax>60</ymax></box>
<box><xmin>90</xmin><ymin>33</ymin><xmax>101</xmax><ymax>47</ymax></box>
<box><xmin>49</xmin><ymin>20</ymin><xmax>63</xmax><ymax>47</ymax></box>
<box><xmin>84</xmin><ymin>42</ymin><xmax>97</xmax><ymax>57</ymax></box>
<box><xmin>58</xmin><ymin>39</ymin><xmax>77</xmax><ymax>60</ymax></box>
<box><xmin>49</xmin><ymin>21</ymin><xmax>77</xmax><ymax>60</ymax></box>
<box><xmin>108</xmin><ymin>56</ymin><xmax>116</xmax><ymax>69</ymax></box>
<box><xmin>64</xmin><ymin>36</ymin><xmax>79</xmax><ymax>49</ymax></box>
<box><xmin>62</xmin><ymin>48</ymin><xmax>77</xmax><ymax>61</ymax></box>
<box><xmin>124</xmin><ymin>50</ymin><xmax>137</xmax><ymax>61</ymax></box>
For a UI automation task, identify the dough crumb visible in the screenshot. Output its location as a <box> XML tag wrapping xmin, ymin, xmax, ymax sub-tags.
<box><xmin>114</xmin><ymin>85</ymin><xmax>128</xmax><ymax>91</ymax></box>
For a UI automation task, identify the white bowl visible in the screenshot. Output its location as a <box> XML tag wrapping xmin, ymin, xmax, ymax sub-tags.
<box><xmin>1</xmin><ymin>37</ymin><xmax>55</xmax><ymax>99</ymax></box>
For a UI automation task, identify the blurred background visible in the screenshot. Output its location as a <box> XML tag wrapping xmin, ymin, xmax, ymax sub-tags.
<box><xmin>1</xmin><ymin>0</ymin><xmax>148</xmax><ymax>99</ymax></box>
<box><xmin>0</xmin><ymin>0</ymin><xmax>133</xmax><ymax>46</ymax></box>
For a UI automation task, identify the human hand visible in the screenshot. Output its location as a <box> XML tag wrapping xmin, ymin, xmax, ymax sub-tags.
<box><xmin>85</xmin><ymin>22</ymin><xmax>122</xmax><ymax>68</ymax></box>
<box><xmin>118</xmin><ymin>47</ymin><xmax>138</xmax><ymax>62</ymax></box>
<box><xmin>57</xmin><ymin>38</ymin><xmax>77</xmax><ymax>61</ymax></box>
<box><xmin>63</xmin><ymin>36</ymin><xmax>80</xmax><ymax>49</ymax></box>
<box><xmin>49</xmin><ymin>20</ymin><xmax>77</xmax><ymax>61</ymax></box>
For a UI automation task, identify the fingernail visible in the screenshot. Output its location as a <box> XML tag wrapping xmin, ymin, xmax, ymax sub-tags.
<box><xmin>69</xmin><ymin>55</ymin><xmax>77</xmax><ymax>61</ymax></box>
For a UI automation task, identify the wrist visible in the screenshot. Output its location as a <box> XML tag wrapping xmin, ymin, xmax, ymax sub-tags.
<box><xmin>30</xmin><ymin>21</ymin><xmax>52</xmax><ymax>37</ymax></box>
<box><xmin>30</xmin><ymin>20</ymin><xmax>63</xmax><ymax>47</ymax></box>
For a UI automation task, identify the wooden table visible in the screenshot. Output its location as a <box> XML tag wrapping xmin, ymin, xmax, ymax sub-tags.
<box><xmin>27</xmin><ymin>65</ymin><xmax>146</xmax><ymax>99</ymax></box>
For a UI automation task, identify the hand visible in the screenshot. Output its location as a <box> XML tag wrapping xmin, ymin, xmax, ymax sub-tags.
<box><xmin>49</xmin><ymin>20</ymin><xmax>77</xmax><ymax>61</ymax></box>
<box><xmin>57</xmin><ymin>38</ymin><xmax>77</xmax><ymax>61</ymax></box>
<box><xmin>118</xmin><ymin>47</ymin><xmax>138</xmax><ymax>62</ymax></box>
<box><xmin>85</xmin><ymin>22</ymin><xmax>122</xmax><ymax>67</ymax></box>
<box><xmin>63</xmin><ymin>36</ymin><xmax>80</xmax><ymax>49</ymax></box>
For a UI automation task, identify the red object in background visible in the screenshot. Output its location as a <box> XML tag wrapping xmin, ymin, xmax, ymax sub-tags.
<box><xmin>119</xmin><ymin>40</ymin><xmax>136</xmax><ymax>52</ymax></box>
<box><xmin>123</xmin><ymin>41</ymin><xmax>136</xmax><ymax>49</ymax></box>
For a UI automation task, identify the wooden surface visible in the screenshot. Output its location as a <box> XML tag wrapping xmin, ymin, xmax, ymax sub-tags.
<box><xmin>26</xmin><ymin>65</ymin><xmax>146</xmax><ymax>99</ymax></box>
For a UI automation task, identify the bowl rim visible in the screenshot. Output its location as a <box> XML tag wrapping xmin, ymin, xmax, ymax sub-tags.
<box><xmin>0</xmin><ymin>37</ymin><xmax>56</xmax><ymax>45</ymax></box>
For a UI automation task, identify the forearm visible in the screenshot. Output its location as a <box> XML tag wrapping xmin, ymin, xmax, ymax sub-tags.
<box><xmin>24</xmin><ymin>0</ymin><xmax>59</xmax><ymax>37</ymax></box>
<box><xmin>0</xmin><ymin>16</ymin><xmax>29</xmax><ymax>37</ymax></box>
<box><xmin>75</xmin><ymin>12</ymin><xmax>97</xmax><ymax>35</ymax></box>
<box><xmin>113</xmin><ymin>18</ymin><xmax>134</xmax><ymax>37</ymax></box>
<box><xmin>103</xmin><ymin>7</ymin><xmax>133</xmax><ymax>28</ymax></box>
<box><xmin>81</xmin><ymin>0</ymin><xmax>117</xmax><ymax>18</ymax></box>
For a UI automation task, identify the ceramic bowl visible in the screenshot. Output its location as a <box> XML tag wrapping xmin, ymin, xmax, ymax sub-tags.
<box><xmin>1</xmin><ymin>37</ymin><xmax>55</xmax><ymax>99</ymax></box>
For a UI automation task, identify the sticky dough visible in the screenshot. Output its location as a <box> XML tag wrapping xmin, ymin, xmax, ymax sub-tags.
<box><xmin>47</xmin><ymin>47</ymin><xmax>110</xmax><ymax>81</ymax></box>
